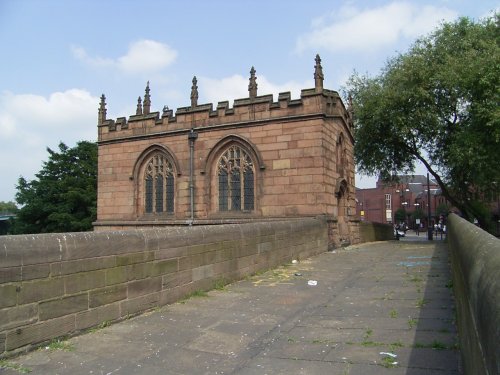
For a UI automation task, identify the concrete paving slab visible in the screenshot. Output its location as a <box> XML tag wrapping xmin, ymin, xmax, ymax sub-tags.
<box><xmin>0</xmin><ymin>239</ymin><xmax>461</xmax><ymax>374</ymax></box>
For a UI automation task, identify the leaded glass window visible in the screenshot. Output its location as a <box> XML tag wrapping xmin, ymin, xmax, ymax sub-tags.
<box><xmin>144</xmin><ymin>154</ymin><xmax>174</xmax><ymax>214</ymax></box>
<box><xmin>145</xmin><ymin>175</ymin><xmax>153</xmax><ymax>213</ymax></box>
<box><xmin>217</xmin><ymin>146</ymin><xmax>255</xmax><ymax>212</ymax></box>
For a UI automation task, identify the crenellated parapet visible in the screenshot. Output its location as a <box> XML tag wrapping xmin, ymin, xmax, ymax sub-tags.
<box><xmin>97</xmin><ymin>55</ymin><xmax>354</xmax><ymax>143</ymax></box>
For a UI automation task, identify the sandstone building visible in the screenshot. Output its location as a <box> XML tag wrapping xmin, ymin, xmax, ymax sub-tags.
<box><xmin>94</xmin><ymin>55</ymin><xmax>358</xmax><ymax>246</ymax></box>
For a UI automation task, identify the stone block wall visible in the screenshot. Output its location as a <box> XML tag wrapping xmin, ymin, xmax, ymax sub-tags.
<box><xmin>358</xmin><ymin>221</ymin><xmax>394</xmax><ymax>242</ymax></box>
<box><xmin>447</xmin><ymin>213</ymin><xmax>500</xmax><ymax>375</ymax></box>
<box><xmin>0</xmin><ymin>218</ymin><xmax>327</xmax><ymax>358</ymax></box>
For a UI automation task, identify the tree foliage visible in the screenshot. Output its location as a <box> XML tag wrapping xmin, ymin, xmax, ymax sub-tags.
<box><xmin>0</xmin><ymin>201</ymin><xmax>18</xmax><ymax>214</ymax></box>
<box><xmin>0</xmin><ymin>201</ymin><xmax>18</xmax><ymax>235</ymax></box>
<box><xmin>13</xmin><ymin>141</ymin><xmax>97</xmax><ymax>234</ymax></box>
<box><xmin>411</xmin><ymin>208</ymin><xmax>425</xmax><ymax>221</ymax></box>
<box><xmin>394</xmin><ymin>208</ymin><xmax>407</xmax><ymax>223</ymax></box>
<box><xmin>346</xmin><ymin>15</ymin><xmax>500</xmax><ymax>227</ymax></box>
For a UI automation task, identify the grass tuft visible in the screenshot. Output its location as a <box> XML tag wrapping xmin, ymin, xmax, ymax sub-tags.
<box><xmin>0</xmin><ymin>360</ymin><xmax>32</xmax><ymax>374</ymax></box>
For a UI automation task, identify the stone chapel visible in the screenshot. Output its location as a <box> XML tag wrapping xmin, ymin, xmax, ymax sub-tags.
<box><xmin>94</xmin><ymin>55</ymin><xmax>359</xmax><ymax>246</ymax></box>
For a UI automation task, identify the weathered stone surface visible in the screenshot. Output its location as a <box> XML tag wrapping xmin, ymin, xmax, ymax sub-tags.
<box><xmin>6</xmin><ymin>315</ymin><xmax>75</xmax><ymax>351</ymax></box>
<box><xmin>75</xmin><ymin>303</ymin><xmax>120</xmax><ymax>331</ymax></box>
<box><xmin>21</xmin><ymin>264</ymin><xmax>51</xmax><ymax>281</ymax></box>
<box><xmin>1</xmin><ymin>238</ymin><xmax>459</xmax><ymax>374</ymax></box>
<box><xmin>89</xmin><ymin>285</ymin><xmax>127</xmax><ymax>308</ymax></box>
<box><xmin>151</xmin><ymin>259</ymin><xmax>177</xmax><ymax>276</ymax></box>
<box><xmin>126</xmin><ymin>263</ymin><xmax>152</xmax><ymax>281</ymax></box>
<box><xmin>0</xmin><ymin>218</ymin><xmax>327</xmax><ymax>357</ymax></box>
<box><xmin>448</xmin><ymin>214</ymin><xmax>500</xmax><ymax>375</ymax></box>
<box><xmin>18</xmin><ymin>278</ymin><xmax>64</xmax><ymax>305</ymax></box>
<box><xmin>64</xmin><ymin>270</ymin><xmax>106</xmax><ymax>294</ymax></box>
<box><xmin>0</xmin><ymin>304</ymin><xmax>37</xmax><ymax>330</ymax></box>
<box><xmin>0</xmin><ymin>267</ymin><xmax>22</xmax><ymax>284</ymax></box>
<box><xmin>105</xmin><ymin>266</ymin><xmax>127</xmax><ymax>286</ymax></box>
<box><xmin>0</xmin><ymin>284</ymin><xmax>17</xmax><ymax>309</ymax></box>
<box><xmin>51</xmin><ymin>257</ymin><xmax>116</xmax><ymax>276</ymax></box>
<box><xmin>116</xmin><ymin>251</ymin><xmax>154</xmax><ymax>266</ymax></box>
<box><xmin>120</xmin><ymin>293</ymin><xmax>159</xmax><ymax>316</ymax></box>
<box><xmin>127</xmin><ymin>277</ymin><xmax>162</xmax><ymax>299</ymax></box>
<box><xmin>192</xmin><ymin>265</ymin><xmax>214</xmax><ymax>282</ymax></box>
<box><xmin>39</xmin><ymin>294</ymin><xmax>89</xmax><ymax>321</ymax></box>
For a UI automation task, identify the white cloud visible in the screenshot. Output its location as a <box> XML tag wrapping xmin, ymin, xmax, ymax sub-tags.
<box><xmin>72</xmin><ymin>39</ymin><xmax>178</xmax><ymax>74</ymax></box>
<box><xmin>199</xmin><ymin>74</ymin><xmax>312</xmax><ymax>105</ymax></box>
<box><xmin>0</xmin><ymin>89</ymin><xmax>98</xmax><ymax>201</ymax></box>
<box><xmin>70</xmin><ymin>46</ymin><xmax>114</xmax><ymax>68</ymax></box>
<box><xmin>295</xmin><ymin>2</ymin><xmax>458</xmax><ymax>53</ymax></box>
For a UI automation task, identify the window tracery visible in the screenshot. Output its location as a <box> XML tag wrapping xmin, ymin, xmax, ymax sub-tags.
<box><xmin>144</xmin><ymin>154</ymin><xmax>174</xmax><ymax>214</ymax></box>
<box><xmin>217</xmin><ymin>145</ymin><xmax>255</xmax><ymax>212</ymax></box>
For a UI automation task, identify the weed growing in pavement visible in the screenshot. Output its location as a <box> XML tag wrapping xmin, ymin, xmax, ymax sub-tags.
<box><xmin>0</xmin><ymin>360</ymin><xmax>31</xmax><ymax>374</ymax></box>
<box><xmin>364</xmin><ymin>329</ymin><xmax>373</xmax><ymax>339</ymax></box>
<box><xmin>390</xmin><ymin>309</ymin><xmax>398</xmax><ymax>318</ymax></box>
<box><xmin>389</xmin><ymin>341</ymin><xmax>404</xmax><ymax>351</ymax></box>
<box><xmin>361</xmin><ymin>340</ymin><xmax>385</xmax><ymax>347</ymax></box>
<box><xmin>380</xmin><ymin>355</ymin><xmax>398</xmax><ymax>368</ymax></box>
<box><xmin>214</xmin><ymin>278</ymin><xmax>228</xmax><ymax>291</ymax></box>
<box><xmin>311</xmin><ymin>338</ymin><xmax>337</xmax><ymax>345</ymax></box>
<box><xmin>410</xmin><ymin>275</ymin><xmax>423</xmax><ymax>283</ymax></box>
<box><xmin>179</xmin><ymin>290</ymin><xmax>209</xmax><ymax>304</ymax></box>
<box><xmin>46</xmin><ymin>339</ymin><xmax>75</xmax><ymax>352</ymax></box>
<box><xmin>431</xmin><ymin>340</ymin><xmax>447</xmax><ymax>350</ymax></box>
<box><xmin>408</xmin><ymin>317</ymin><xmax>418</xmax><ymax>329</ymax></box>
<box><xmin>88</xmin><ymin>320</ymin><xmax>111</xmax><ymax>333</ymax></box>
<box><xmin>416</xmin><ymin>298</ymin><xmax>428</xmax><ymax>308</ymax></box>
<box><xmin>413</xmin><ymin>340</ymin><xmax>450</xmax><ymax>350</ymax></box>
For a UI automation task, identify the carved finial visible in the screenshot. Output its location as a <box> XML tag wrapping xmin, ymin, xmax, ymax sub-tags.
<box><xmin>190</xmin><ymin>76</ymin><xmax>198</xmax><ymax>107</ymax></box>
<box><xmin>248</xmin><ymin>66</ymin><xmax>258</xmax><ymax>99</ymax></box>
<box><xmin>98</xmin><ymin>94</ymin><xmax>107</xmax><ymax>125</ymax></box>
<box><xmin>136</xmin><ymin>96</ymin><xmax>143</xmax><ymax>115</ymax></box>
<box><xmin>314</xmin><ymin>54</ymin><xmax>324</xmax><ymax>93</ymax></box>
<box><xmin>143</xmin><ymin>81</ymin><xmax>151</xmax><ymax>115</ymax></box>
<box><xmin>347</xmin><ymin>93</ymin><xmax>354</xmax><ymax>116</ymax></box>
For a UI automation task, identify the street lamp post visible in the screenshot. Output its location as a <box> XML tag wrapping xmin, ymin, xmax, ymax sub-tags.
<box><xmin>427</xmin><ymin>173</ymin><xmax>433</xmax><ymax>241</ymax></box>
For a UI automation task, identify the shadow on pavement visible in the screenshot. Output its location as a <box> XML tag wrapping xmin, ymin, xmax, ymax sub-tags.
<box><xmin>399</xmin><ymin>237</ymin><xmax>461</xmax><ymax>374</ymax></box>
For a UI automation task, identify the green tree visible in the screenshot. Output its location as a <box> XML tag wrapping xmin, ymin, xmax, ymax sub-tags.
<box><xmin>0</xmin><ymin>201</ymin><xmax>18</xmax><ymax>235</ymax></box>
<box><xmin>0</xmin><ymin>201</ymin><xmax>18</xmax><ymax>214</ymax></box>
<box><xmin>13</xmin><ymin>141</ymin><xmax>97</xmax><ymax>234</ymax></box>
<box><xmin>394</xmin><ymin>208</ymin><xmax>407</xmax><ymax>223</ymax></box>
<box><xmin>346</xmin><ymin>15</ymin><xmax>500</xmax><ymax>229</ymax></box>
<box><xmin>411</xmin><ymin>208</ymin><xmax>425</xmax><ymax>221</ymax></box>
<box><xmin>436</xmin><ymin>203</ymin><xmax>450</xmax><ymax>218</ymax></box>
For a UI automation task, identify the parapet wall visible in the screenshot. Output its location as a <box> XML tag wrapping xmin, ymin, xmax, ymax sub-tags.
<box><xmin>98</xmin><ymin>89</ymin><xmax>353</xmax><ymax>143</ymax></box>
<box><xmin>0</xmin><ymin>218</ymin><xmax>327</xmax><ymax>358</ymax></box>
<box><xmin>447</xmin><ymin>214</ymin><xmax>500</xmax><ymax>375</ymax></box>
<box><xmin>358</xmin><ymin>221</ymin><xmax>394</xmax><ymax>242</ymax></box>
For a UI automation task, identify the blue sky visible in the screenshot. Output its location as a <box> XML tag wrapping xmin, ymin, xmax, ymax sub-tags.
<box><xmin>0</xmin><ymin>0</ymin><xmax>497</xmax><ymax>203</ymax></box>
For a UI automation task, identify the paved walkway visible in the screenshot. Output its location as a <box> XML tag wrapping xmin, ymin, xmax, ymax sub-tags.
<box><xmin>1</xmin><ymin>239</ymin><xmax>460</xmax><ymax>374</ymax></box>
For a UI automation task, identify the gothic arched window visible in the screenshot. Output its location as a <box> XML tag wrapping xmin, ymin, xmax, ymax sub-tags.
<box><xmin>217</xmin><ymin>145</ymin><xmax>255</xmax><ymax>212</ymax></box>
<box><xmin>144</xmin><ymin>154</ymin><xmax>175</xmax><ymax>214</ymax></box>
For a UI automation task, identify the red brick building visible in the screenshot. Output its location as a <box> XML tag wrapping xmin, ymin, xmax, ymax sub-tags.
<box><xmin>94</xmin><ymin>56</ymin><xmax>359</xmax><ymax>246</ymax></box>
<box><xmin>356</xmin><ymin>175</ymin><xmax>447</xmax><ymax>228</ymax></box>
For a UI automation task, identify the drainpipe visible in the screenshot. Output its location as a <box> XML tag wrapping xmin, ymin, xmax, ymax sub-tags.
<box><xmin>188</xmin><ymin>128</ymin><xmax>198</xmax><ymax>226</ymax></box>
